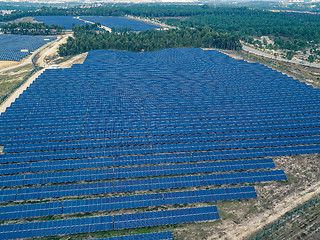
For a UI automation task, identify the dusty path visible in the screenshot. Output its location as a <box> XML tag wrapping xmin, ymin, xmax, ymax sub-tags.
<box><xmin>242</xmin><ymin>44</ymin><xmax>320</xmax><ymax>69</ymax></box>
<box><xmin>221</xmin><ymin>182</ymin><xmax>320</xmax><ymax>240</ymax></box>
<box><xmin>36</xmin><ymin>34</ymin><xmax>72</xmax><ymax>67</ymax></box>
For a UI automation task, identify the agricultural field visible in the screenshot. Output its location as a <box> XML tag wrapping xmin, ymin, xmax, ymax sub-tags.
<box><xmin>80</xmin><ymin>16</ymin><xmax>162</xmax><ymax>31</ymax></box>
<box><xmin>0</xmin><ymin>48</ymin><xmax>319</xmax><ymax>239</ymax></box>
<box><xmin>0</xmin><ymin>34</ymin><xmax>56</xmax><ymax>61</ymax></box>
<box><xmin>33</xmin><ymin>16</ymin><xmax>88</xmax><ymax>29</ymax></box>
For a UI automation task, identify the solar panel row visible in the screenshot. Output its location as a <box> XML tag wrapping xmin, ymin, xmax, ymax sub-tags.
<box><xmin>0</xmin><ymin>186</ymin><xmax>256</xmax><ymax>220</ymax></box>
<box><xmin>0</xmin><ymin>159</ymin><xmax>275</xmax><ymax>187</ymax></box>
<box><xmin>0</xmin><ymin>170</ymin><xmax>284</xmax><ymax>202</ymax></box>
<box><xmin>0</xmin><ymin>206</ymin><xmax>218</xmax><ymax>239</ymax></box>
<box><xmin>3</xmin><ymin>135</ymin><xmax>320</xmax><ymax>154</ymax></box>
<box><xmin>92</xmin><ymin>231</ymin><xmax>173</xmax><ymax>240</ymax></box>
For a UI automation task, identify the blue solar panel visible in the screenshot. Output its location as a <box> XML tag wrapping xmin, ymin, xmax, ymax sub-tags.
<box><xmin>197</xmin><ymin>158</ymin><xmax>275</xmax><ymax>173</ymax></box>
<box><xmin>0</xmin><ymin>202</ymin><xmax>62</xmax><ymax>220</ymax></box>
<box><xmin>34</xmin><ymin>16</ymin><xmax>88</xmax><ymax>29</ymax></box>
<box><xmin>92</xmin><ymin>232</ymin><xmax>173</xmax><ymax>240</ymax></box>
<box><xmin>164</xmin><ymin>186</ymin><xmax>257</xmax><ymax>205</ymax></box>
<box><xmin>0</xmin><ymin>35</ymin><xmax>56</xmax><ymax>61</ymax></box>
<box><xmin>113</xmin><ymin>206</ymin><xmax>219</xmax><ymax>230</ymax></box>
<box><xmin>203</xmin><ymin>170</ymin><xmax>287</xmax><ymax>186</ymax></box>
<box><xmin>0</xmin><ymin>186</ymin><xmax>257</xmax><ymax>220</ymax></box>
<box><xmin>0</xmin><ymin>215</ymin><xmax>113</xmax><ymax>239</ymax></box>
<box><xmin>81</xmin><ymin>16</ymin><xmax>162</xmax><ymax>31</ymax></box>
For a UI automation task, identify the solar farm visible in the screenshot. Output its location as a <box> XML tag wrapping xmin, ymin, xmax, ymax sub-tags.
<box><xmin>33</xmin><ymin>16</ymin><xmax>161</xmax><ymax>31</ymax></box>
<box><xmin>0</xmin><ymin>35</ymin><xmax>56</xmax><ymax>61</ymax></box>
<box><xmin>0</xmin><ymin>47</ymin><xmax>319</xmax><ymax>239</ymax></box>
<box><xmin>81</xmin><ymin>17</ymin><xmax>162</xmax><ymax>31</ymax></box>
<box><xmin>33</xmin><ymin>16</ymin><xmax>88</xmax><ymax>30</ymax></box>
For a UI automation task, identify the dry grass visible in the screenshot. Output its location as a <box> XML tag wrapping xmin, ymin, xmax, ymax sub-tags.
<box><xmin>0</xmin><ymin>64</ymin><xmax>34</xmax><ymax>99</ymax></box>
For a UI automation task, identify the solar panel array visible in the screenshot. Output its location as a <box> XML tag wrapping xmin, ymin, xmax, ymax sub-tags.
<box><xmin>0</xmin><ymin>35</ymin><xmax>56</xmax><ymax>61</ymax></box>
<box><xmin>0</xmin><ymin>48</ymin><xmax>309</xmax><ymax>238</ymax></box>
<box><xmin>0</xmin><ymin>186</ymin><xmax>256</xmax><ymax>220</ymax></box>
<box><xmin>92</xmin><ymin>231</ymin><xmax>173</xmax><ymax>240</ymax></box>
<box><xmin>33</xmin><ymin>16</ymin><xmax>88</xmax><ymax>29</ymax></box>
<box><xmin>0</xmin><ymin>206</ymin><xmax>217</xmax><ymax>240</ymax></box>
<box><xmin>81</xmin><ymin>16</ymin><xmax>162</xmax><ymax>31</ymax></box>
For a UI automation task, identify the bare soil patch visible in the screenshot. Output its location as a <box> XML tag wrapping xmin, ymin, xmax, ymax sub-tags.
<box><xmin>0</xmin><ymin>61</ymin><xmax>19</xmax><ymax>70</ymax></box>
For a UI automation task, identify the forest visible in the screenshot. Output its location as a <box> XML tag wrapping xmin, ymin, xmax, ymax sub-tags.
<box><xmin>1</xmin><ymin>22</ymin><xmax>64</xmax><ymax>35</ymax></box>
<box><xmin>58</xmin><ymin>24</ymin><xmax>241</xmax><ymax>56</ymax></box>
<box><xmin>1</xmin><ymin>5</ymin><xmax>319</xmax><ymax>50</ymax></box>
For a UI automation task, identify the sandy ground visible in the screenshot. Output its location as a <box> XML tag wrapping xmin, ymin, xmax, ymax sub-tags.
<box><xmin>0</xmin><ymin>61</ymin><xmax>19</xmax><ymax>70</ymax></box>
<box><xmin>58</xmin><ymin>52</ymin><xmax>88</xmax><ymax>68</ymax></box>
<box><xmin>223</xmin><ymin>182</ymin><xmax>320</xmax><ymax>240</ymax></box>
<box><xmin>36</xmin><ymin>34</ymin><xmax>72</xmax><ymax>67</ymax></box>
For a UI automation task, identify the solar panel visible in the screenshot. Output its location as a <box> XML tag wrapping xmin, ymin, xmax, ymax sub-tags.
<box><xmin>0</xmin><ymin>187</ymin><xmax>256</xmax><ymax>220</ymax></box>
<box><xmin>113</xmin><ymin>206</ymin><xmax>220</xmax><ymax>230</ymax></box>
<box><xmin>0</xmin><ymin>215</ymin><xmax>113</xmax><ymax>239</ymax></box>
<box><xmin>91</xmin><ymin>231</ymin><xmax>173</xmax><ymax>240</ymax></box>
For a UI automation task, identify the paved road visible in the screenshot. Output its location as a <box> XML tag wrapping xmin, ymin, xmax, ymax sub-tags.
<box><xmin>242</xmin><ymin>45</ymin><xmax>320</xmax><ymax>69</ymax></box>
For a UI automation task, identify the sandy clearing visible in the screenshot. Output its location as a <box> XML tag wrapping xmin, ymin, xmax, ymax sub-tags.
<box><xmin>58</xmin><ymin>52</ymin><xmax>88</xmax><ymax>69</ymax></box>
<box><xmin>36</xmin><ymin>34</ymin><xmax>72</xmax><ymax>67</ymax></box>
<box><xmin>0</xmin><ymin>68</ymin><xmax>45</xmax><ymax>115</ymax></box>
<box><xmin>0</xmin><ymin>61</ymin><xmax>19</xmax><ymax>70</ymax></box>
<box><xmin>216</xmin><ymin>182</ymin><xmax>320</xmax><ymax>240</ymax></box>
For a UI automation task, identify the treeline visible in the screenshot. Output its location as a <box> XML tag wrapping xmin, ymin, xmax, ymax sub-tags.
<box><xmin>0</xmin><ymin>5</ymin><xmax>215</xmax><ymax>22</ymax></box>
<box><xmin>58</xmin><ymin>24</ymin><xmax>241</xmax><ymax>56</ymax></box>
<box><xmin>2</xmin><ymin>4</ymin><xmax>320</xmax><ymax>51</ymax></box>
<box><xmin>1</xmin><ymin>22</ymin><xmax>64</xmax><ymax>35</ymax></box>
<box><xmin>162</xmin><ymin>7</ymin><xmax>320</xmax><ymax>50</ymax></box>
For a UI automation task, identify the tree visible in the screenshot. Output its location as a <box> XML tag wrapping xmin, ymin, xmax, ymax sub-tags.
<box><xmin>263</xmin><ymin>38</ymin><xmax>268</xmax><ymax>46</ymax></box>
<box><xmin>286</xmin><ymin>51</ymin><xmax>294</xmax><ymax>60</ymax></box>
<box><xmin>308</xmin><ymin>54</ymin><xmax>316</xmax><ymax>63</ymax></box>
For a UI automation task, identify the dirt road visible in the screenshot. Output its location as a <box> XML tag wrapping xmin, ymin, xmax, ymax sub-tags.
<box><xmin>242</xmin><ymin>45</ymin><xmax>320</xmax><ymax>69</ymax></box>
